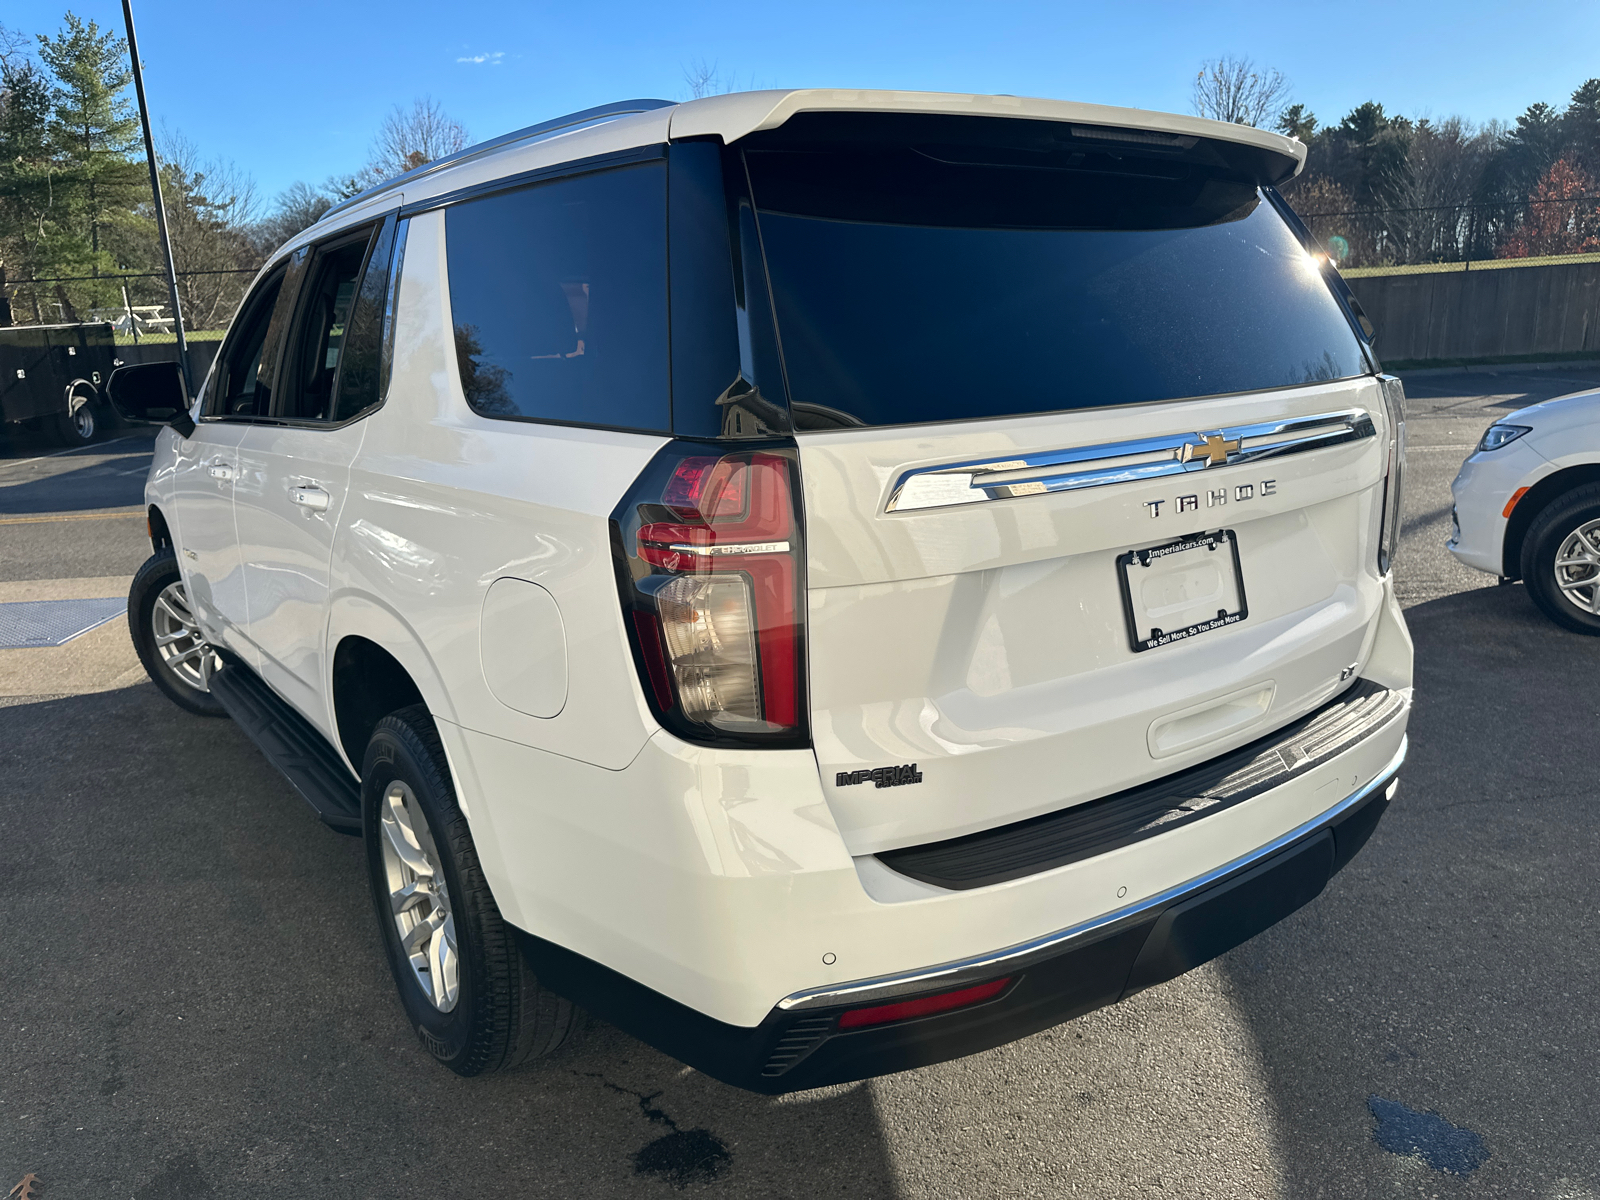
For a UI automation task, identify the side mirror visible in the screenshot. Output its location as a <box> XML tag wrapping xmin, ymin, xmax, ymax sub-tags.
<box><xmin>106</xmin><ymin>362</ymin><xmax>195</xmax><ymax>438</ymax></box>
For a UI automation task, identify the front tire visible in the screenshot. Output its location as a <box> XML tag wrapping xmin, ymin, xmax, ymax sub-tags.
<box><xmin>1521</xmin><ymin>483</ymin><xmax>1600</xmax><ymax>635</ymax></box>
<box><xmin>363</xmin><ymin>705</ymin><xmax>578</xmax><ymax>1075</ymax></box>
<box><xmin>128</xmin><ymin>549</ymin><xmax>228</xmax><ymax>716</ymax></box>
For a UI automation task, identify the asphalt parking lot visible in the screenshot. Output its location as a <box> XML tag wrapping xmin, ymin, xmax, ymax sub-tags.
<box><xmin>3</xmin><ymin>366</ymin><xmax>1598</xmax><ymax>1199</ymax></box>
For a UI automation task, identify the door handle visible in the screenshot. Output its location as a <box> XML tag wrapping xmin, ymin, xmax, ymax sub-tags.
<box><xmin>207</xmin><ymin>460</ymin><xmax>234</xmax><ymax>481</ymax></box>
<box><xmin>291</xmin><ymin>485</ymin><xmax>331</xmax><ymax>512</ymax></box>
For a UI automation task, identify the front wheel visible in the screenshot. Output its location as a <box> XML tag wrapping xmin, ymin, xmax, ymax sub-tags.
<box><xmin>1521</xmin><ymin>483</ymin><xmax>1600</xmax><ymax>635</ymax></box>
<box><xmin>363</xmin><ymin>705</ymin><xmax>579</xmax><ymax>1075</ymax></box>
<box><xmin>128</xmin><ymin>549</ymin><xmax>228</xmax><ymax>716</ymax></box>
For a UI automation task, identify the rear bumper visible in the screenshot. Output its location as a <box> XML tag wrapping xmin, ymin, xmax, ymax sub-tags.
<box><xmin>517</xmin><ymin>738</ymin><xmax>1403</xmax><ymax>1094</ymax></box>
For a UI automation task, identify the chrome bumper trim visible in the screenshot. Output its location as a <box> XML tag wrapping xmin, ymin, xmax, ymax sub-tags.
<box><xmin>777</xmin><ymin>735</ymin><xmax>1407</xmax><ymax>1012</ymax></box>
<box><xmin>884</xmin><ymin>408</ymin><xmax>1376</xmax><ymax>513</ymax></box>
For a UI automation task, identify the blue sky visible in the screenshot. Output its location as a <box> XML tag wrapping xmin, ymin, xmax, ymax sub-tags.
<box><xmin>6</xmin><ymin>0</ymin><xmax>1597</xmax><ymax>203</ymax></box>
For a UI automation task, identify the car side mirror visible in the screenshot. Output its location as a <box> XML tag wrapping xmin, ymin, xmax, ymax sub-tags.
<box><xmin>106</xmin><ymin>362</ymin><xmax>196</xmax><ymax>438</ymax></box>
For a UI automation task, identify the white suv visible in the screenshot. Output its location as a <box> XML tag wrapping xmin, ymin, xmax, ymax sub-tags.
<box><xmin>109</xmin><ymin>90</ymin><xmax>1412</xmax><ymax>1092</ymax></box>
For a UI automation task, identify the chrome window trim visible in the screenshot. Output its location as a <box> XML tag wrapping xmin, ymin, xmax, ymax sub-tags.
<box><xmin>884</xmin><ymin>408</ymin><xmax>1376</xmax><ymax>513</ymax></box>
<box><xmin>776</xmin><ymin>734</ymin><xmax>1406</xmax><ymax>1012</ymax></box>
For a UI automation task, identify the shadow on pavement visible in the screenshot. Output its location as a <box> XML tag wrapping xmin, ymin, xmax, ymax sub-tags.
<box><xmin>0</xmin><ymin>683</ymin><xmax>898</xmax><ymax>1199</ymax></box>
<box><xmin>0</xmin><ymin>439</ymin><xmax>156</xmax><ymax>516</ymax></box>
<box><xmin>1218</xmin><ymin>582</ymin><xmax>1600</xmax><ymax>1195</ymax></box>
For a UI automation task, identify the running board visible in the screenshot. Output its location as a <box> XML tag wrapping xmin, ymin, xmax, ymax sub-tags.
<box><xmin>210</xmin><ymin>662</ymin><xmax>363</xmax><ymax>835</ymax></box>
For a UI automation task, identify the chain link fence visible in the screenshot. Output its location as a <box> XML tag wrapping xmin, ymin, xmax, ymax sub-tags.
<box><xmin>1293</xmin><ymin>194</ymin><xmax>1600</xmax><ymax>274</ymax></box>
<box><xmin>1</xmin><ymin>266</ymin><xmax>257</xmax><ymax>342</ymax></box>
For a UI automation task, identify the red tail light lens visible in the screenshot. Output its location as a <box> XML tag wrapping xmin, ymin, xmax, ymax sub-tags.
<box><xmin>612</xmin><ymin>441</ymin><xmax>806</xmax><ymax>748</ymax></box>
<box><xmin>837</xmin><ymin>977</ymin><xmax>1013</xmax><ymax>1030</ymax></box>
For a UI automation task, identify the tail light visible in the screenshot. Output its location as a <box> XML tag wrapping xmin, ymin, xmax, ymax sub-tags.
<box><xmin>611</xmin><ymin>440</ymin><xmax>807</xmax><ymax>747</ymax></box>
<box><xmin>1376</xmin><ymin>374</ymin><xmax>1406</xmax><ymax>574</ymax></box>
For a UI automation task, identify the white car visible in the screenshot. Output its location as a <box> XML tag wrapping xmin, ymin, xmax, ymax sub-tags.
<box><xmin>1449</xmin><ymin>389</ymin><xmax>1600</xmax><ymax>633</ymax></box>
<box><xmin>107</xmin><ymin>89</ymin><xmax>1411</xmax><ymax>1093</ymax></box>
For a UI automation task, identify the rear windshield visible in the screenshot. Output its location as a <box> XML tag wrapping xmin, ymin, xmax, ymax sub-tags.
<box><xmin>743</xmin><ymin>138</ymin><xmax>1367</xmax><ymax>430</ymax></box>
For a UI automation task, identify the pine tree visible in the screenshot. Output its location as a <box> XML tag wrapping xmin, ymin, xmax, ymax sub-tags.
<box><xmin>1563</xmin><ymin>79</ymin><xmax>1600</xmax><ymax>174</ymax></box>
<box><xmin>35</xmin><ymin>12</ymin><xmax>145</xmax><ymax>315</ymax></box>
<box><xmin>0</xmin><ymin>50</ymin><xmax>55</xmax><ymax>322</ymax></box>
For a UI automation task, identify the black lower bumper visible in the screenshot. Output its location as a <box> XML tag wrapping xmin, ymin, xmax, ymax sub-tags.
<box><xmin>517</xmin><ymin>759</ymin><xmax>1397</xmax><ymax>1095</ymax></box>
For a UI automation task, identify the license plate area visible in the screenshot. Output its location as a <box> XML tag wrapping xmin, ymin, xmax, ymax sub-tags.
<box><xmin>1117</xmin><ymin>530</ymin><xmax>1248</xmax><ymax>653</ymax></box>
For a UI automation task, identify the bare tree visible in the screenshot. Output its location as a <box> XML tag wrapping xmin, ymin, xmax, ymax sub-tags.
<box><xmin>369</xmin><ymin>96</ymin><xmax>470</xmax><ymax>179</ymax></box>
<box><xmin>683</xmin><ymin>56</ymin><xmax>734</xmax><ymax>100</ymax></box>
<box><xmin>1387</xmin><ymin>117</ymin><xmax>1498</xmax><ymax>262</ymax></box>
<box><xmin>1192</xmin><ymin>56</ymin><xmax>1291</xmax><ymax>128</ymax></box>
<box><xmin>251</xmin><ymin>181</ymin><xmax>335</xmax><ymax>255</ymax></box>
<box><xmin>150</xmin><ymin>130</ymin><xmax>262</xmax><ymax>328</ymax></box>
<box><xmin>0</xmin><ymin>20</ymin><xmax>30</xmax><ymax>71</ymax></box>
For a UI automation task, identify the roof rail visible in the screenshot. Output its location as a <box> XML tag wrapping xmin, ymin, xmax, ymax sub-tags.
<box><xmin>318</xmin><ymin>98</ymin><xmax>675</xmax><ymax>223</ymax></box>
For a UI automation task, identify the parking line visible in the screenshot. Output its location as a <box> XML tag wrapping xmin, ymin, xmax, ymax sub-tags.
<box><xmin>0</xmin><ymin>435</ymin><xmax>139</xmax><ymax>468</ymax></box>
<box><xmin>0</xmin><ymin>508</ymin><xmax>144</xmax><ymax>526</ymax></box>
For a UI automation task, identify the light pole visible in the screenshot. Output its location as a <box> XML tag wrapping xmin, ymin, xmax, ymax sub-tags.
<box><xmin>121</xmin><ymin>0</ymin><xmax>190</xmax><ymax>392</ymax></box>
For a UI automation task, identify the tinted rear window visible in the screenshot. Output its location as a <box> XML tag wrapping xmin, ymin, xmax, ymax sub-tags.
<box><xmin>744</xmin><ymin>141</ymin><xmax>1367</xmax><ymax>430</ymax></box>
<box><xmin>445</xmin><ymin>162</ymin><xmax>670</xmax><ymax>432</ymax></box>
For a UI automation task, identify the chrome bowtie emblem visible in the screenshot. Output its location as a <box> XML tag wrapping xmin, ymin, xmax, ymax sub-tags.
<box><xmin>1178</xmin><ymin>433</ymin><xmax>1242</xmax><ymax>467</ymax></box>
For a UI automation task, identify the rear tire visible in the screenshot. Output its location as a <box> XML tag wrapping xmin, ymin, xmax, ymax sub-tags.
<box><xmin>49</xmin><ymin>387</ymin><xmax>99</xmax><ymax>447</ymax></box>
<box><xmin>1520</xmin><ymin>483</ymin><xmax>1600</xmax><ymax>635</ymax></box>
<box><xmin>128</xmin><ymin>549</ymin><xmax>228</xmax><ymax>716</ymax></box>
<box><xmin>363</xmin><ymin>705</ymin><xmax>579</xmax><ymax>1075</ymax></box>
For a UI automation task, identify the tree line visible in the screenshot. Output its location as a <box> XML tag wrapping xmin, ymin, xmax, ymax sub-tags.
<box><xmin>0</xmin><ymin>12</ymin><xmax>467</xmax><ymax>329</ymax></box>
<box><xmin>1196</xmin><ymin>54</ymin><xmax>1600</xmax><ymax>266</ymax></box>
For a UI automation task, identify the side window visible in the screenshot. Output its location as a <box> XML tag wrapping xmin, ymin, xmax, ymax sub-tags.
<box><xmin>279</xmin><ymin>227</ymin><xmax>374</xmax><ymax>422</ymax></box>
<box><xmin>444</xmin><ymin>161</ymin><xmax>669</xmax><ymax>432</ymax></box>
<box><xmin>378</xmin><ymin>218</ymin><xmax>409</xmax><ymax>404</ymax></box>
<box><xmin>206</xmin><ymin>255</ymin><xmax>300</xmax><ymax>419</ymax></box>
<box><xmin>330</xmin><ymin>216</ymin><xmax>400</xmax><ymax>422</ymax></box>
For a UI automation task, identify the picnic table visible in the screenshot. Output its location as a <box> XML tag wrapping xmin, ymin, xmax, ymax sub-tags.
<box><xmin>88</xmin><ymin>305</ymin><xmax>175</xmax><ymax>337</ymax></box>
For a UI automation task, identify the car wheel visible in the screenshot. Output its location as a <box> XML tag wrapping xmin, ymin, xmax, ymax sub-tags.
<box><xmin>363</xmin><ymin>705</ymin><xmax>579</xmax><ymax>1075</ymax></box>
<box><xmin>128</xmin><ymin>549</ymin><xmax>229</xmax><ymax>716</ymax></box>
<box><xmin>1520</xmin><ymin>483</ymin><xmax>1600</xmax><ymax>635</ymax></box>
<box><xmin>50</xmin><ymin>387</ymin><xmax>99</xmax><ymax>447</ymax></box>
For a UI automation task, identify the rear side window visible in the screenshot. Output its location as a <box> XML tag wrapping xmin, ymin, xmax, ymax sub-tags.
<box><xmin>444</xmin><ymin>162</ymin><xmax>670</xmax><ymax>432</ymax></box>
<box><xmin>331</xmin><ymin>217</ymin><xmax>400</xmax><ymax>422</ymax></box>
<box><xmin>742</xmin><ymin>122</ymin><xmax>1368</xmax><ymax>430</ymax></box>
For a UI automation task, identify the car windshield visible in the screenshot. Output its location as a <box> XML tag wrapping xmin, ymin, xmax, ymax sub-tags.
<box><xmin>743</xmin><ymin>138</ymin><xmax>1368</xmax><ymax>430</ymax></box>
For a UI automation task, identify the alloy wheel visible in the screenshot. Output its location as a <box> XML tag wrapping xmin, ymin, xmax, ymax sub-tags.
<box><xmin>72</xmin><ymin>403</ymin><xmax>95</xmax><ymax>440</ymax></box>
<box><xmin>150</xmin><ymin>581</ymin><xmax>220</xmax><ymax>692</ymax></box>
<box><xmin>379</xmin><ymin>781</ymin><xmax>460</xmax><ymax>1012</ymax></box>
<box><xmin>1554</xmin><ymin>518</ymin><xmax>1600</xmax><ymax>615</ymax></box>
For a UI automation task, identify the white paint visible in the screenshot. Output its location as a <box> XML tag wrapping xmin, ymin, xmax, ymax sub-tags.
<box><xmin>130</xmin><ymin>101</ymin><xmax>1417</xmax><ymax>1040</ymax></box>
<box><xmin>481</xmin><ymin>577</ymin><xmax>568</xmax><ymax>718</ymax></box>
<box><xmin>1449</xmin><ymin>385</ymin><xmax>1600</xmax><ymax>577</ymax></box>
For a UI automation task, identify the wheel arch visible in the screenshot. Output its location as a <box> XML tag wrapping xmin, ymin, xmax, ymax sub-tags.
<box><xmin>1503</xmin><ymin>463</ymin><xmax>1600</xmax><ymax>578</ymax></box>
<box><xmin>146</xmin><ymin>504</ymin><xmax>173</xmax><ymax>553</ymax></box>
<box><xmin>62</xmin><ymin>377</ymin><xmax>98</xmax><ymax>411</ymax></box>
<box><xmin>326</xmin><ymin>596</ymin><xmax>457</xmax><ymax>771</ymax></box>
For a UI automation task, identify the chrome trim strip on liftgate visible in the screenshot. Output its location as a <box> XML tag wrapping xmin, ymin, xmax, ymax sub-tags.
<box><xmin>776</xmin><ymin>735</ymin><xmax>1407</xmax><ymax>1012</ymax></box>
<box><xmin>884</xmin><ymin>408</ymin><xmax>1377</xmax><ymax>513</ymax></box>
